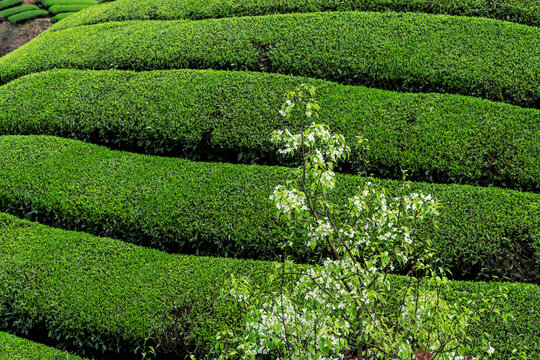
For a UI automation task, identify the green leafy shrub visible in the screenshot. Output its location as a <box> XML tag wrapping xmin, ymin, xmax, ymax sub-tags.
<box><xmin>0</xmin><ymin>332</ymin><xmax>86</xmax><ymax>359</ymax></box>
<box><xmin>1</xmin><ymin>69</ymin><xmax>537</xmax><ymax>190</ymax></box>
<box><xmin>1</xmin><ymin>12</ymin><xmax>538</xmax><ymax>107</ymax></box>
<box><xmin>0</xmin><ymin>0</ymin><xmax>22</xmax><ymax>11</ymax></box>
<box><xmin>0</xmin><ymin>213</ymin><xmax>538</xmax><ymax>358</ymax></box>
<box><xmin>50</xmin><ymin>11</ymin><xmax>75</xmax><ymax>22</ymax></box>
<box><xmin>43</xmin><ymin>0</ymin><xmax>96</xmax><ymax>7</ymax></box>
<box><xmin>0</xmin><ymin>4</ymin><xmax>39</xmax><ymax>18</ymax></box>
<box><xmin>0</xmin><ymin>135</ymin><xmax>537</xmax><ymax>282</ymax></box>
<box><xmin>48</xmin><ymin>4</ymin><xmax>93</xmax><ymax>14</ymax></box>
<box><xmin>7</xmin><ymin>9</ymin><xmax>48</xmax><ymax>23</ymax></box>
<box><xmin>50</xmin><ymin>0</ymin><xmax>540</xmax><ymax>31</ymax></box>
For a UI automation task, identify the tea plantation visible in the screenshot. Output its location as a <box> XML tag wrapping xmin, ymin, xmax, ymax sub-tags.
<box><xmin>0</xmin><ymin>0</ymin><xmax>538</xmax><ymax>358</ymax></box>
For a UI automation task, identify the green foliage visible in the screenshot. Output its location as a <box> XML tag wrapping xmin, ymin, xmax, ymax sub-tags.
<box><xmin>0</xmin><ymin>332</ymin><xmax>86</xmax><ymax>359</ymax></box>
<box><xmin>0</xmin><ymin>0</ymin><xmax>22</xmax><ymax>11</ymax></box>
<box><xmin>0</xmin><ymin>135</ymin><xmax>537</xmax><ymax>282</ymax></box>
<box><xmin>43</xmin><ymin>0</ymin><xmax>96</xmax><ymax>8</ymax></box>
<box><xmin>50</xmin><ymin>0</ymin><xmax>540</xmax><ymax>31</ymax></box>
<box><xmin>0</xmin><ymin>4</ymin><xmax>39</xmax><ymax>18</ymax></box>
<box><xmin>1</xmin><ymin>69</ymin><xmax>537</xmax><ymax>190</ymax></box>
<box><xmin>0</xmin><ymin>213</ymin><xmax>538</xmax><ymax>358</ymax></box>
<box><xmin>51</xmin><ymin>11</ymin><xmax>75</xmax><ymax>22</ymax></box>
<box><xmin>1</xmin><ymin>12</ymin><xmax>538</xmax><ymax>107</ymax></box>
<box><xmin>48</xmin><ymin>4</ymin><xmax>93</xmax><ymax>14</ymax></box>
<box><xmin>7</xmin><ymin>9</ymin><xmax>48</xmax><ymax>23</ymax></box>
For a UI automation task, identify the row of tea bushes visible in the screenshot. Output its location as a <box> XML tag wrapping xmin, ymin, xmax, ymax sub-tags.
<box><xmin>1</xmin><ymin>12</ymin><xmax>538</xmax><ymax>107</ymax></box>
<box><xmin>0</xmin><ymin>135</ymin><xmax>537</xmax><ymax>282</ymax></box>
<box><xmin>1</xmin><ymin>69</ymin><xmax>537</xmax><ymax>190</ymax></box>
<box><xmin>0</xmin><ymin>0</ymin><xmax>22</xmax><ymax>11</ymax></box>
<box><xmin>0</xmin><ymin>332</ymin><xmax>85</xmax><ymax>359</ymax></box>
<box><xmin>0</xmin><ymin>212</ymin><xmax>538</xmax><ymax>358</ymax></box>
<box><xmin>51</xmin><ymin>0</ymin><xmax>540</xmax><ymax>30</ymax></box>
<box><xmin>4</xmin><ymin>9</ymin><xmax>48</xmax><ymax>23</ymax></box>
<box><xmin>0</xmin><ymin>4</ymin><xmax>40</xmax><ymax>18</ymax></box>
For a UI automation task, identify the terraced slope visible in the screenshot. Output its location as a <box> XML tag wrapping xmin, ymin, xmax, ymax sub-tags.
<box><xmin>1</xmin><ymin>213</ymin><xmax>539</xmax><ymax>358</ymax></box>
<box><xmin>1</xmin><ymin>135</ymin><xmax>538</xmax><ymax>282</ymax></box>
<box><xmin>0</xmin><ymin>332</ymin><xmax>85</xmax><ymax>359</ymax></box>
<box><xmin>50</xmin><ymin>0</ymin><xmax>540</xmax><ymax>30</ymax></box>
<box><xmin>1</xmin><ymin>12</ymin><xmax>539</xmax><ymax>107</ymax></box>
<box><xmin>1</xmin><ymin>0</ymin><xmax>538</xmax><ymax>356</ymax></box>
<box><xmin>1</xmin><ymin>69</ymin><xmax>538</xmax><ymax>190</ymax></box>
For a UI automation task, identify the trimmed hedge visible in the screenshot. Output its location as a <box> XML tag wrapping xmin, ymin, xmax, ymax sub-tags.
<box><xmin>1</xmin><ymin>12</ymin><xmax>538</xmax><ymax>108</ymax></box>
<box><xmin>43</xmin><ymin>0</ymin><xmax>96</xmax><ymax>8</ymax></box>
<box><xmin>7</xmin><ymin>10</ymin><xmax>48</xmax><ymax>23</ymax></box>
<box><xmin>50</xmin><ymin>0</ymin><xmax>540</xmax><ymax>32</ymax></box>
<box><xmin>1</xmin><ymin>69</ymin><xmax>538</xmax><ymax>191</ymax></box>
<box><xmin>0</xmin><ymin>332</ymin><xmax>85</xmax><ymax>359</ymax></box>
<box><xmin>48</xmin><ymin>4</ymin><xmax>94</xmax><ymax>15</ymax></box>
<box><xmin>0</xmin><ymin>213</ymin><xmax>539</xmax><ymax>358</ymax></box>
<box><xmin>0</xmin><ymin>135</ymin><xmax>537</xmax><ymax>282</ymax></box>
<box><xmin>0</xmin><ymin>0</ymin><xmax>21</xmax><ymax>11</ymax></box>
<box><xmin>0</xmin><ymin>5</ymin><xmax>39</xmax><ymax>18</ymax></box>
<box><xmin>50</xmin><ymin>12</ymin><xmax>75</xmax><ymax>22</ymax></box>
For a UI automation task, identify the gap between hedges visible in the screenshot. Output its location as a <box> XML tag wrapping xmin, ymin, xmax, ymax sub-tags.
<box><xmin>0</xmin><ymin>135</ymin><xmax>538</xmax><ymax>282</ymax></box>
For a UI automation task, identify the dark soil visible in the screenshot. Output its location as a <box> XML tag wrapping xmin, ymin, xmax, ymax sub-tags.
<box><xmin>0</xmin><ymin>1</ymin><xmax>51</xmax><ymax>58</ymax></box>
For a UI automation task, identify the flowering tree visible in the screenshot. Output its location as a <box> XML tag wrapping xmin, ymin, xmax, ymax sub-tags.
<box><xmin>202</xmin><ymin>85</ymin><xmax>504</xmax><ymax>360</ymax></box>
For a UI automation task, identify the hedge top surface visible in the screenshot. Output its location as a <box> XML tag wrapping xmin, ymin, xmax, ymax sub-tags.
<box><xmin>1</xmin><ymin>12</ymin><xmax>538</xmax><ymax>108</ymax></box>
<box><xmin>0</xmin><ymin>332</ymin><xmax>86</xmax><ymax>359</ymax></box>
<box><xmin>1</xmin><ymin>212</ymin><xmax>539</xmax><ymax>358</ymax></box>
<box><xmin>1</xmin><ymin>69</ymin><xmax>538</xmax><ymax>191</ymax></box>
<box><xmin>49</xmin><ymin>0</ymin><xmax>540</xmax><ymax>31</ymax></box>
<box><xmin>0</xmin><ymin>135</ymin><xmax>538</xmax><ymax>282</ymax></box>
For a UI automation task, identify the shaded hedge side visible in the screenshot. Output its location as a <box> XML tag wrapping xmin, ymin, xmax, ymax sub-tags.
<box><xmin>1</xmin><ymin>12</ymin><xmax>538</xmax><ymax>107</ymax></box>
<box><xmin>50</xmin><ymin>0</ymin><xmax>540</xmax><ymax>31</ymax></box>
<box><xmin>0</xmin><ymin>135</ymin><xmax>537</xmax><ymax>282</ymax></box>
<box><xmin>1</xmin><ymin>69</ymin><xmax>538</xmax><ymax>190</ymax></box>
<box><xmin>0</xmin><ymin>213</ymin><xmax>538</xmax><ymax>358</ymax></box>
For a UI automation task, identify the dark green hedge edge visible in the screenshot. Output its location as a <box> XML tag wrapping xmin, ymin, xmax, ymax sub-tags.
<box><xmin>7</xmin><ymin>10</ymin><xmax>48</xmax><ymax>24</ymax></box>
<box><xmin>0</xmin><ymin>213</ymin><xmax>539</xmax><ymax>358</ymax></box>
<box><xmin>1</xmin><ymin>69</ymin><xmax>538</xmax><ymax>191</ymax></box>
<box><xmin>0</xmin><ymin>135</ymin><xmax>538</xmax><ymax>282</ymax></box>
<box><xmin>0</xmin><ymin>332</ymin><xmax>85</xmax><ymax>360</ymax></box>
<box><xmin>49</xmin><ymin>0</ymin><xmax>540</xmax><ymax>31</ymax></box>
<box><xmin>1</xmin><ymin>12</ymin><xmax>538</xmax><ymax>108</ymax></box>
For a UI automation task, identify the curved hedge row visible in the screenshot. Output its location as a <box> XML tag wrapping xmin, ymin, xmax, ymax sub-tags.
<box><xmin>0</xmin><ymin>135</ymin><xmax>537</xmax><ymax>282</ymax></box>
<box><xmin>48</xmin><ymin>4</ymin><xmax>94</xmax><ymax>15</ymax></box>
<box><xmin>49</xmin><ymin>0</ymin><xmax>540</xmax><ymax>31</ymax></box>
<box><xmin>0</xmin><ymin>4</ymin><xmax>39</xmax><ymax>18</ymax></box>
<box><xmin>7</xmin><ymin>10</ymin><xmax>48</xmax><ymax>24</ymax></box>
<box><xmin>1</xmin><ymin>12</ymin><xmax>538</xmax><ymax>107</ymax></box>
<box><xmin>0</xmin><ymin>213</ymin><xmax>539</xmax><ymax>358</ymax></box>
<box><xmin>1</xmin><ymin>69</ymin><xmax>538</xmax><ymax>190</ymax></box>
<box><xmin>51</xmin><ymin>12</ymin><xmax>75</xmax><ymax>22</ymax></box>
<box><xmin>0</xmin><ymin>332</ymin><xmax>85</xmax><ymax>359</ymax></box>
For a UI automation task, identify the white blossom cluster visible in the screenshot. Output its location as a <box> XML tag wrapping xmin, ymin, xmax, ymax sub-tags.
<box><xmin>269</xmin><ymin>185</ymin><xmax>308</xmax><ymax>214</ymax></box>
